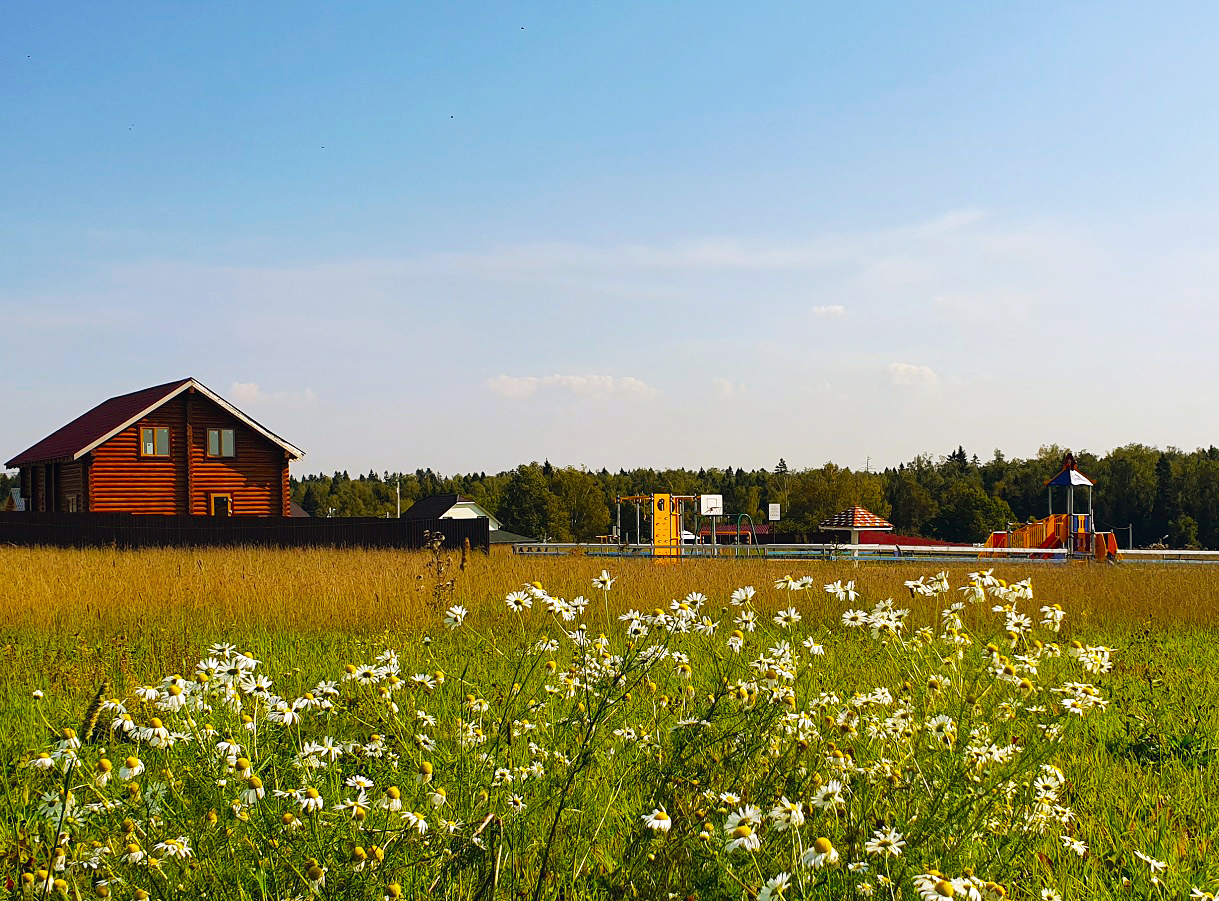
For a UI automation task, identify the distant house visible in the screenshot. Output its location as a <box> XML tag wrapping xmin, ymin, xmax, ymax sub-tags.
<box><xmin>404</xmin><ymin>494</ymin><xmax>502</xmax><ymax>531</ymax></box>
<box><xmin>6</xmin><ymin>378</ymin><xmax>304</xmax><ymax>516</ymax></box>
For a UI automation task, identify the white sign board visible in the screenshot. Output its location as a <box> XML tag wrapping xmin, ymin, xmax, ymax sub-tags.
<box><xmin>768</xmin><ymin>503</ymin><xmax>781</xmax><ymax>521</ymax></box>
<box><xmin>699</xmin><ymin>494</ymin><xmax>723</xmax><ymax>516</ymax></box>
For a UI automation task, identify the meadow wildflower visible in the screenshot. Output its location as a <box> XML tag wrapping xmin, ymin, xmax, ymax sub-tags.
<box><xmin>774</xmin><ymin>607</ymin><xmax>801</xmax><ymax>628</ymax></box>
<box><xmin>731</xmin><ymin>585</ymin><xmax>756</xmax><ymax>605</ymax></box>
<box><xmin>119</xmin><ymin>755</ymin><xmax>145</xmax><ymax>780</ymax></box>
<box><xmin>1134</xmin><ymin>849</ymin><xmax>1167</xmax><ymax>872</ymax></box>
<box><xmin>866</xmin><ymin>827</ymin><xmax>906</xmax><ymax>857</ymax></box>
<box><xmin>803</xmin><ymin>836</ymin><xmax>839</xmax><ymax>868</ymax></box>
<box><xmin>758</xmin><ymin>872</ymin><xmax>791</xmax><ymax>901</ymax></box>
<box><xmin>506</xmin><ymin>590</ymin><xmax>533</xmax><ymax>612</ymax></box>
<box><xmin>153</xmin><ymin>837</ymin><xmax>192</xmax><ymax>860</ymax></box>
<box><xmin>298</xmin><ymin>786</ymin><xmax>324</xmax><ymax>813</ymax></box>
<box><xmin>642</xmin><ymin>807</ymin><xmax>672</xmax><ymax>831</ymax></box>
<box><xmin>444</xmin><ymin>604</ymin><xmax>468</xmax><ymax>630</ymax></box>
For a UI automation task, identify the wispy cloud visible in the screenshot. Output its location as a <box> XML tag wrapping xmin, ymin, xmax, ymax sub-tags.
<box><xmin>229</xmin><ymin>382</ymin><xmax>318</xmax><ymax>406</ymax></box>
<box><xmin>486</xmin><ymin>374</ymin><xmax>656</xmax><ymax>400</ymax></box>
<box><xmin>812</xmin><ymin>304</ymin><xmax>845</xmax><ymax>316</ymax></box>
<box><xmin>711</xmin><ymin>377</ymin><xmax>746</xmax><ymax>398</ymax></box>
<box><xmin>887</xmin><ymin>362</ymin><xmax>940</xmax><ymax>391</ymax></box>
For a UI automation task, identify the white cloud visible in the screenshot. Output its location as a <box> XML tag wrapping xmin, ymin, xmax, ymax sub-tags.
<box><xmin>711</xmin><ymin>377</ymin><xmax>746</xmax><ymax>398</ymax></box>
<box><xmin>887</xmin><ymin>362</ymin><xmax>941</xmax><ymax>391</ymax></box>
<box><xmin>486</xmin><ymin>374</ymin><xmax>656</xmax><ymax>400</ymax></box>
<box><xmin>228</xmin><ymin>382</ymin><xmax>318</xmax><ymax>406</ymax></box>
<box><xmin>812</xmin><ymin>304</ymin><xmax>845</xmax><ymax>316</ymax></box>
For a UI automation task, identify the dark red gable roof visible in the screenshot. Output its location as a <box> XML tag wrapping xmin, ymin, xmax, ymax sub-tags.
<box><xmin>6</xmin><ymin>378</ymin><xmax>305</xmax><ymax>468</ymax></box>
<box><xmin>6</xmin><ymin>379</ymin><xmax>192</xmax><ymax>467</ymax></box>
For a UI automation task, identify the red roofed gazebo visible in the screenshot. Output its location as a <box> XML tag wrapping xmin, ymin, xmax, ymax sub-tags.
<box><xmin>819</xmin><ymin>506</ymin><xmax>894</xmax><ymax>545</ymax></box>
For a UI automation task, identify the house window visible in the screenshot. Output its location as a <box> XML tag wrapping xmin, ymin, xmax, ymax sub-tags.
<box><xmin>207</xmin><ymin>428</ymin><xmax>236</xmax><ymax>458</ymax></box>
<box><xmin>209</xmin><ymin>493</ymin><xmax>233</xmax><ymax>516</ymax></box>
<box><xmin>140</xmin><ymin>427</ymin><xmax>170</xmax><ymax>457</ymax></box>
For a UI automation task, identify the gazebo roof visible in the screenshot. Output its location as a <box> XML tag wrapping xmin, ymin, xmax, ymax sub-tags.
<box><xmin>820</xmin><ymin>505</ymin><xmax>894</xmax><ymax>532</ymax></box>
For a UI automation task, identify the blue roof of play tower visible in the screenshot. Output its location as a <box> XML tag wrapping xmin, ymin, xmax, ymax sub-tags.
<box><xmin>1046</xmin><ymin>468</ymin><xmax>1093</xmax><ymax>487</ymax></box>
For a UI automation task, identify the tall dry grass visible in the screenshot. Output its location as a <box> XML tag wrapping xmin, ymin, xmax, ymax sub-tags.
<box><xmin>2</xmin><ymin>546</ymin><xmax>1217</xmax><ymax>637</ymax></box>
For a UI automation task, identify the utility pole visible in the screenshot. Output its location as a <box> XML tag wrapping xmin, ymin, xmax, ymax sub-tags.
<box><xmin>396</xmin><ymin>477</ymin><xmax>401</xmax><ymax>519</ymax></box>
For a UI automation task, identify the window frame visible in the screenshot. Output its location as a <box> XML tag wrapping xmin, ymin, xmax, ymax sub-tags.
<box><xmin>207</xmin><ymin>428</ymin><xmax>237</xmax><ymax>459</ymax></box>
<box><xmin>139</xmin><ymin>426</ymin><xmax>171</xmax><ymax>458</ymax></box>
<box><xmin>208</xmin><ymin>493</ymin><xmax>233</xmax><ymax>516</ymax></box>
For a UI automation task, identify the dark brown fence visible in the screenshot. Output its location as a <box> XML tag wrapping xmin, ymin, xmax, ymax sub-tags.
<box><xmin>0</xmin><ymin>512</ymin><xmax>489</xmax><ymax>552</ymax></box>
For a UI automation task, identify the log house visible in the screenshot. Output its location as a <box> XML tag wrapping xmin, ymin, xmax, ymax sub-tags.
<box><xmin>6</xmin><ymin>378</ymin><xmax>304</xmax><ymax>516</ymax></box>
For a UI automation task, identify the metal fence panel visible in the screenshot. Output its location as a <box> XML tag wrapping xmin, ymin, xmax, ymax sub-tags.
<box><xmin>0</xmin><ymin>512</ymin><xmax>489</xmax><ymax>552</ymax></box>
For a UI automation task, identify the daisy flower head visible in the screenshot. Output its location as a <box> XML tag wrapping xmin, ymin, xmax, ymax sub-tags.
<box><xmin>642</xmin><ymin>807</ymin><xmax>672</xmax><ymax>832</ymax></box>
<box><xmin>912</xmin><ymin>873</ymin><xmax>958</xmax><ymax>900</ymax></box>
<box><xmin>379</xmin><ymin>786</ymin><xmax>402</xmax><ymax>811</ymax></box>
<box><xmin>305</xmin><ymin>863</ymin><xmax>326</xmax><ymax>891</ymax></box>
<box><xmin>865</xmin><ymin>827</ymin><xmax>905</xmax><ymax>858</ymax></box>
<box><xmin>592</xmin><ymin>570</ymin><xmax>615</xmax><ymax>591</ymax></box>
<box><xmin>153</xmin><ymin>837</ymin><xmax>192</xmax><ymax>860</ymax></box>
<box><xmin>119</xmin><ymin>755</ymin><xmax>145</xmax><ymax>781</ymax></box>
<box><xmin>758</xmin><ymin>872</ymin><xmax>792</xmax><ymax>901</ymax></box>
<box><xmin>121</xmin><ymin>842</ymin><xmax>145</xmax><ymax>865</ymax></box>
<box><xmin>724</xmin><ymin>822</ymin><xmax>761</xmax><ymax>853</ymax></box>
<box><xmin>768</xmin><ymin>796</ymin><xmax>804</xmax><ymax>831</ymax></box>
<box><xmin>731</xmin><ymin>586</ymin><xmax>756</xmax><ymax>605</ymax></box>
<box><xmin>444</xmin><ymin>605</ymin><xmax>468</xmax><ymax>630</ymax></box>
<box><xmin>505</xmin><ymin>591</ymin><xmax>533</xmax><ymax>613</ymax></box>
<box><xmin>842</xmin><ymin>609</ymin><xmax>869</xmax><ymax>628</ymax></box>
<box><xmin>774</xmin><ymin>607</ymin><xmax>801</xmax><ymax>629</ymax></box>
<box><xmin>1059</xmin><ymin>835</ymin><xmax>1086</xmax><ymax>857</ymax></box>
<box><xmin>811</xmin><ymin>779</ymin><xmax>845</xmax><ymax>810</ymax></box>
<box><xmin>727</xmin><ymin>804</ymin><xmax>762</xmax><ymax>829</ymax></box>
<box><xmin>240</xmin><ymin>775</ymin><xmax>265</xmax><ymax>805</ymax></box>
<box><xmin>802</xmin><ymin>836</ymin><xmax>839</xmax><ymax>869</ymax></box>
<box><xmin>1134</xmin><ymin>849</ymin><xmax>1167</xmax><ymax>872</ymax></box>
<box><xmin>298</xmin><ymin>786</ymin><xmax>324</xmax><ymax>813</ymax></box>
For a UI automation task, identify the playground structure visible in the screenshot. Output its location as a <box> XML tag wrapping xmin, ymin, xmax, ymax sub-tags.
<box><xmin>615</xmin><ymin>493</ymin><xmax>748</xmax><ymax>559</ymax></box>
<box><xmin>983</xmin><ymin>453</ymin><xmax>1121</xmax><ymax>561</ymax></box>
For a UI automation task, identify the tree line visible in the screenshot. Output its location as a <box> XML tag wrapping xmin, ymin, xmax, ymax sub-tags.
<box><xmin>289</xmin><ymin>443</ymin><xmax>1219</xmax><ymax>549</ymax></box>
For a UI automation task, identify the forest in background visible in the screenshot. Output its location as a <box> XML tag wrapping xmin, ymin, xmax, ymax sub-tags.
<box><xmin>286</xmin><ymin>444</ymin><xmax>1219</xmax><ymax>549</ymax></box>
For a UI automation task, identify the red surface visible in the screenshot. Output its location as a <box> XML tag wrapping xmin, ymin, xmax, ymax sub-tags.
<box><xmin>6</xmin><ymin>379</ymin><xmax>191</xmax><ymax>466</ymax></box>
<box><xmin>819</xmin><ymin>505</ymin><xmax>895</xmax><ymax>531</ymax></box>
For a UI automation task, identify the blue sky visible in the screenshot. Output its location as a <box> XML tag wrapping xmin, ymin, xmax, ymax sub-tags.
<box><xmin>5</xmin><ymin>2</ymin><xmax>1219</xmax><ymax>475</ymax></box>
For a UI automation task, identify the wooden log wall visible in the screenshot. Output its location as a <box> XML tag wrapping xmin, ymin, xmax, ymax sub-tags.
<box><xmin>86</xmin><ymin>392</ymin><xmax>291</xmax><ymax>516</ymax></box>
<box><xmin>186</xmin><ymin>396</ymin><xmax>287</xmax><ymax>515</ymax></box>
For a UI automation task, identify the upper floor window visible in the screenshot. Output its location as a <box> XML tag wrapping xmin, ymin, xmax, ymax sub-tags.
<box><xmin>207</xmin><ymin>428</ymin><xmax>236</xmax><ymax>458</ymax></box>
<box><xmin>140</xmin><ymin>427</ymin><xmax>170</xmax><ymax>457</ymax></box>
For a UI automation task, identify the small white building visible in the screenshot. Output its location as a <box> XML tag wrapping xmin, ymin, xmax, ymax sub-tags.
<box><xmin>403</xmin><ymin>494</ymin><xmax>502</xmax><ymax>531</ymax></box>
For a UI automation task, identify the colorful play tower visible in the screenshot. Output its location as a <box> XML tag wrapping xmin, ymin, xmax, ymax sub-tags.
<box><xmin>984</xmin><ymin>452</ymin><xmax>1120</xmax><ymax>561</ymax></box>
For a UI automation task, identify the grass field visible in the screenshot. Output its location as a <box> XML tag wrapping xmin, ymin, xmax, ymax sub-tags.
<box><xmin>2</xmin><ymin>546</ymin><xmax>1218</xmax><ymax>899</ymax></box>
